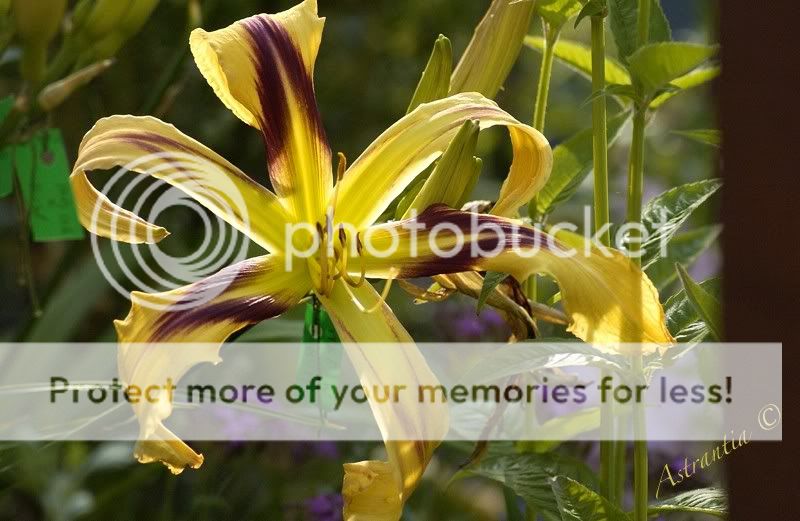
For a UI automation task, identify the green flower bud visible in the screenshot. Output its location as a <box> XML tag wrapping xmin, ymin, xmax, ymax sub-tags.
<box><xmin>81</xmin><ymin>0</ymin><xmax>133</xmax><ymax>39</ymax></box>
<box><xmin>115</xmin><ymin>0</ymin><xmax>159</xmax><ymax>39</ymax></box>
<box><xmin>450</xmin><ymin>0</ymin><xmax>535</xmax><ymax>99</ymax></box>
<box><xmin>75</xmin><ymin>0</ymin><xmax>159</xmax><ymax>66</ymax></box>
<box><xmin>11</xmin><ymin>0</ymin><xmax>65</xmax><ymax>44</ymax></box>
<box><xmin>11</xmin><ymin>0</ymin><xmax>67</xmax><ymax>83</ymax></box>
<box><xmin>37</xmin><ymin>58</ymin><xmax>113</xmax><ymax>111</ymax></box>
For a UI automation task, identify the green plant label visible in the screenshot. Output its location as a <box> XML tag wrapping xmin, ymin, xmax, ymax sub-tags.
<box><xmin>14</xmin><ymin>128</ymin><xmax>84</xmax><ymax>241</ymax></box>
<box><xmin>0</xmin><ymin>95</ymin><xmax>14</xmax><ymax>197</ymax></box>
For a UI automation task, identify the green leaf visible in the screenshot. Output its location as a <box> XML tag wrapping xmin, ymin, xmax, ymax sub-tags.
<box><xmin>649</xmin><ymin>65</ymin><xmax>720</xmax><ymax>108</ymax></box>
<box><xmin>477</xmin><ymin>271</ymin><xmax>509</xmax><ymax>314</ymax></box>
<box><xmin>503</xmin><ymin>486</ymin><xmax>526</xmax><ymax>521</ymax></box>
<box><xmin>462</xmin><ymin>341</ymin><xmax>628</xmax><ymax>383</ymax></box>
<box><xmin>675</xmin><ymin>264</ymin><xmax>723</xmax><ymax>341</ymax></box>
<box><xmin>517</xmin><ymin>407</ymin><xmax>602</xmax><ymax>453</ymax></box>
<box><xmin>608</xmin><ymin>0</ymin><xmax>671</xmax><ymax>63</ymax></box>
<box><xmin>404</xmin><ymin>120</ymin><xmax>482</xmax><ymax>216</ymax></box>
<box><xmin>407</xmin><ymin>34</ymin><xmax>452</xmax><ymax>113</ymax></box>
<box><xmin>574</xmin><ymin>0</ymin><xmax>607</xmax><ymax>29</ymax></box>
<box><xmin>664</xmin><ymin>277</ymin><xmax>720</xmax><ymax>343</ymax></box>
<box><xmin>673</xmin><ymin>128</ymin><xmax>721</xmax><ymax>148</ymax></box>
<box><xmin>535</xmin><ymin>0</ymin><xmax>586</xmax><ymax>30</ymax></box>
<box><xmin>524</xmin><ymin>36</ymin><xmax>632</xmax><ymax>86</ymax></box>
<box><xmin>552</xmin><ymin>476</ymin><xmax>630</xmax><ymax>521</ymax></box>
<box><xmin>645</xmin><ymin>225</ymin><xmax>721</xmax><ymax>290</ymax></box>
<box><xmin>532</xmin><ymin>110</ymin><xmax>630</xmax><ymax>219</ymax></box>
<box><xmin>649</xmin><ymin>487</ymin><xmax>728</xmax><ymax>518</ymax></box>
<box><xmin>628</xmin><ymin>42</ymin><xmax>718</xmax><ymax>93</ymax></box>
<box><xmin>463</xmin><ymin>454</ymin><xmax>597</xmax><ymax>520</ymax></box>
<box><xmin>582</xmin><ymin>84</ymin><xmax>638</xmax><ymax>106</ymax></box>
<box><xmin>640</xmin><ymin>179</ymin><xmax>722</xmax><ymax>268</ymax></box>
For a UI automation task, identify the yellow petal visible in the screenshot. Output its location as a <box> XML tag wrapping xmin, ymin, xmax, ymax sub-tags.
<box><xmin>342</xmin><ymin>461</ymin><xmax>403</xmax><ymax>521</ymax></box>
<box><xmin>117</xmin><ymin>255</ymin><xmax>310</xmax><ymax>473</ymax></box>
<box><xmin>335</xmin><ymin>92</ymin><xmax>551</xmax><ymax>229</ymax></box>
<box><xmin>189</xmin><ymin>0</ymin><xmax>331</xmax><ymax>224</ymax></box>
<box><xmin>70</xmin><ymin>115</ymin><xmax>292</xmax><ymax>252</ymax></box>
<box><xmin>318</xmin><ymin>281</ymin><xmax>446</xmax><ymax>520</ymax></box>
<box><xmin>357</xmin><ymin>205</ymin><xmax>673</xmax><ymax>350</ymax></box>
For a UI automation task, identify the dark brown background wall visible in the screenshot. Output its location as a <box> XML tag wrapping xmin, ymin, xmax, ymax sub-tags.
<box><xmin>721</xmin><ymin>2</ymin><xmax>796</xmax><ymax>518</ymax></box>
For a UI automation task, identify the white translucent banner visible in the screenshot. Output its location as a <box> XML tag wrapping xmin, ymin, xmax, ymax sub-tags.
<box><xmin>0</xmin><ymin>342</ymin><xmax>782</xmax><ymax>441</ymax></box>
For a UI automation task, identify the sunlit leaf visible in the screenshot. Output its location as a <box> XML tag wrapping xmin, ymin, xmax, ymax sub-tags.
<box><xmin>574</xmin><ymin>0</ymin><xmax>607</xmax><ymax>29</ymax></box>
<box><xmin>664</xmin><ymin>277</ymin><xmax>720</xmax><ymax>343</ymax></box>
<box><xmin>552</xmin><ymin>476</ymin><xmax>629</xmax><ymax>521</ymax></box>
<box><xmin>645</xmin><ymin>225</ymin><xmax>721</xmax><ymax>289</ymax></box>
<box><xmin>649</xmin><ymin>487</ymin><xmax>728</xmax><ymax>518</ymax></box>
<box><xmin>535</xmin><ymin>0</ymin><xmax>586</xmax><ymax>29</ymax></box>
<box><xmin>676</xmin><ymin>264</ymin><xmax>723</xmax><ymax>341</ymax></box>
<box><xmin>524</xmin><ymin>36</ymin><xmax>632</xmax><ymax>86</ymax></box>
<box><xmin>582</xmin><ymin>84</ymin><xmax>638</xmax><ymax>105</ymax></box>
<box><xmin>461</xmin><ymin>341</ymin><xmax>628</xmax><ymax>383</ymax></box>
<box><xmin>463</xmin><ymin>454</ymin><xmax>597</xmax><ymax>521</ymax></box>
<box><xmin>608</xmin><ymin>0</ymin><xmax>671</xmax><ymax>64</ymax></box>
<box><xmin>640</xmin><ymin>179</ymin><xmax>722</xmax><ymax>266</ymax></box>
<box><xmin>673</xmin><ymin>129</ymin><xmax>721</xmax><ymax>148</ymax></box>
<box><xmin>628</xmin><ymin>42</ymin><xmax>718</xmax><ymax>93</ymax></box>
<box><xmin>532</xmin><ymin>110</ymin><xmax>630</xmax><ymax>219</ymax></box>
<box><xmin>517</xmin><ymin>407</ymin><xmax>602</xmax><ymax>453</ymax></box>
<box><xmin>650</xmin><ymin>65</ymin><xmax>720</xmax><ymax>108</ymax></box>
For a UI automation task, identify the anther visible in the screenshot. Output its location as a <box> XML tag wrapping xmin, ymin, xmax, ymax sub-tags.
<box><xmin>336</xmin><ymin>152</ymin><xmax>347</xmax><ymax>182</ymax></box>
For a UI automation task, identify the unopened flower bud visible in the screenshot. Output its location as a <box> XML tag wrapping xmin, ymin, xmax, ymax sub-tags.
<box><xmin>12</xmin><ymin>0</ymin><xmax>67</xmax><ymax>83</ymax></box>
<box><xmin>80</xmin><ymin>0</ymin><xmax>133</xmax><ymax>39</ymax></box>
<box><xmin>11</xmin><ymin>0</ymin><xmax>65</xmax><ymax>44</ymax></box>
<box><xmin>37</xmin><ymin>59</ymin><xmax>113</xmax><ymax>111</ymax></box>
<box><xmin>75</xmin><ymin>0</ymin><xmax>159</xmax><ymax>65</ymax></box>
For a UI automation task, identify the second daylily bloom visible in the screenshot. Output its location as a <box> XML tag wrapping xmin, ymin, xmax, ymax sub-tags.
<box><xmin>69</xmin><ymin>1</ymin><xmax>672</xmax><ymax>519</ymax></box>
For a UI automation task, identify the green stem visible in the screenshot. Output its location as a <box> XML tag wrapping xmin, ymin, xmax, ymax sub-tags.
<box><xmin>628</xmin><ymin>1</ymin><xmax>650</xmax><ymax>514</ymax></box>
<box><xmin>626</xmin><ymin>109</ymin><xmax>646</xmax><ymax>232</ymax></box>
<box><xmin>636</xmin><ymin>0</ymin><xmax>652</xmax><ymax>47</ymax></box>
<box><xmin>526</xmin><ymin>23</ymin><xmax>559</xmax><ymax>301</ymax></box>
<box><xmin>633</xmin><ymin>355</ymin><xmax>648</xmax><ymax>521</ymax></box>
<box><xmin>590</xmin><ymin>13</ymin><xmax>618</xmax><ymax>504</ymax></box>
<box><xmin>626</xmin><ymin>106</ymin><xmax>648</xmax><ymax>521</ymax></box>
<box><xmin>532</xmin><ymin>23</ymin><xmax>558</xmax><ymax>132</ymax></box>
<box><xmin>590</xmin><ymin>15</ymin><xmax>610</xmax><ymax>250</ymax></box>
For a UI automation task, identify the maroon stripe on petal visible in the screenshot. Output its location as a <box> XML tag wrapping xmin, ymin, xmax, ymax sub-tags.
<box><xmin>242</xmin><ymin>16</ymin><xmax>329</xmax><ymax>179</ymax></box>
<box><xmin>388</xmin><ymin>205</ymin><xmax>559</xmax><ymax>278</ymax></box>
<box><xmin>149</xmin><ymin>259</ymin><xmax>295</xmax><ymax>342</ymax></box>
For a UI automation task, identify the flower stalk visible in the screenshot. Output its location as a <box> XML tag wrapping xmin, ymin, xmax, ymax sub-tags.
<box><xmin>628</xmin><ymin>0</ymin><xmax>652</xmax><ymax>519</ymax></box>
<box><xmin>590</xmin><ymin>10</ymin><xmax>619</xmax><ymax>506</ymax></box>
<box><xmin>532</xmin><ymin>24</ymin><xmax>557</xmax><ymax>132</ymax></box>
<box><xmin>526</xmin><ymin>22</ymin><xmax>558</xmax><ymax>301</ymax></box>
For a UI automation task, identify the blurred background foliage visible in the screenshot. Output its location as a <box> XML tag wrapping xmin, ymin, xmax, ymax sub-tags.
<box><xmin>0</xmin><ymin>1</ymin><xmax>718</xmax><ymax>519</ymax></box>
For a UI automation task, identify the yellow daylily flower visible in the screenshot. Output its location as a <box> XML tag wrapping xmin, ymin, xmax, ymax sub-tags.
<box><xmin>69</xmin><ymin>1</ymin><xmax>672</xmax><ymax>519</ymax></box>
